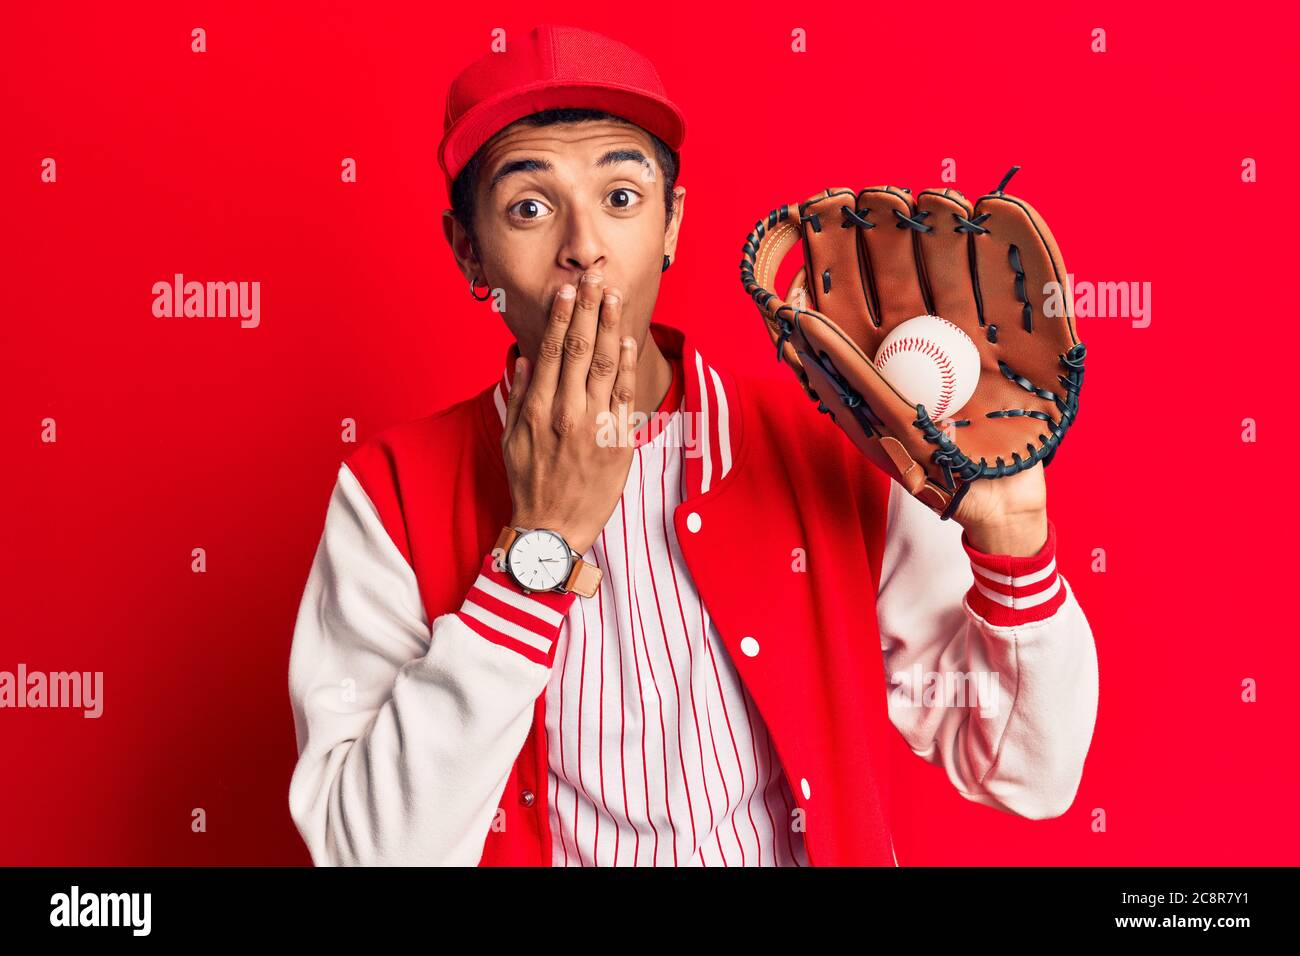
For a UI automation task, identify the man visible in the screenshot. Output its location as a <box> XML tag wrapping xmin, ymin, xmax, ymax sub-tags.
<box><xmin>287</xmin><ymin>24</ymin><xmax>1099</xmax><ymax>866</ymax></box>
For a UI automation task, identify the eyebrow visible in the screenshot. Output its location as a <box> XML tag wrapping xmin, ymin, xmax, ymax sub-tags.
<box><xmin>487</xmin><ymin>148</ymin><xmax>654</xmax><ymax>193</ymax></box>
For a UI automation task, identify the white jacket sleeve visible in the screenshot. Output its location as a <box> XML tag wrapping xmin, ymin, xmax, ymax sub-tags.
<box><xmin>875</xmin><ymin>482</ymin><xmax>1099</xmax><ymax>819</ymax></box>
<box><xmin>287</xmin><ymin>463</ymin><xmax>573</xmax><ymax>865</ymax></box>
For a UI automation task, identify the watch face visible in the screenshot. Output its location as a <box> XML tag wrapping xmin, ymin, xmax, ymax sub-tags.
<box><xmin>507</xmin><ymin>530</ymin><xmax>573</xmax><ymax>591</ymax></box>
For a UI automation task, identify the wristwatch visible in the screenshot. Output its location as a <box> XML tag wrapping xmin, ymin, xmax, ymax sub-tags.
<box><xmin>493</xmin><ymin>525</ymin><xmax>602</xmax><ymax>598</ymax></box>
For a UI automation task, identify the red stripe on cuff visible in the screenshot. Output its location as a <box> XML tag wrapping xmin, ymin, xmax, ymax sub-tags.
<box><xmin>478</xmin><ymin>551</ymin><xmax>577</xmax><ymax>618</ymax></box>
<box><xmin>454</xmin><ymin>553</ymin><xmax>576</xmax><ymax>666</ymax></box>
<box><xmin>961</xmin><ymin>518</ymin><xmax>1067</xmax><ymax>626</ymax></box>
<box><xmin>456</xmin><ymin>613</ymin><xmax>552</xmax><ymax>667</ymax></box>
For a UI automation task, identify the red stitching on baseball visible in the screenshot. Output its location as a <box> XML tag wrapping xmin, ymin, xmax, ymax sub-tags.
<box><xmin>876</xmin><ymin>331</ymin><xmax>958</xmax><ymax>418</ymax></box>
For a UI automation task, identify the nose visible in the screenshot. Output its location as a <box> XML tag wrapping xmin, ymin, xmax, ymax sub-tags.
<box><xmin>554</xmin><ymin>205</ymin><xmax>608</xmax><ymax>278</ymax></box>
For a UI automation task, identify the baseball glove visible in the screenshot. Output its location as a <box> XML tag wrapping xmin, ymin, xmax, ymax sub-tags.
<box><xmin>739</xmin><ymin>166</ymin><xmax>1086</xmax><ymax>520</ymax></box>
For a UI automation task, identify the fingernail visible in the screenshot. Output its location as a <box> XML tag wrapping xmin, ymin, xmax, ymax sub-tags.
<box><xmin>622</xmin><ymin>337</ymin><xmax>635</xmax><ymax>349</ymax></box>
<box><xmin>558</xmin><ymin>284</ymin><xmax>575</xmax><ymax>298</ymax></box>
<box><xmin>603</xmin><ymin>292</ymin><xmax>620</xmax><ymax>305</ymax></box>
<box><xmin>582</xmin><ymin>272</ymin><xmax>603</xmax><ymax>284</ymax></box>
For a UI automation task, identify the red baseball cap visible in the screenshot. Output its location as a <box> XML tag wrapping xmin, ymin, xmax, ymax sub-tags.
<box><xmin>437</xmin><ymin>24</ymin><xmax>687</xmax><ymax>198</ymax></box>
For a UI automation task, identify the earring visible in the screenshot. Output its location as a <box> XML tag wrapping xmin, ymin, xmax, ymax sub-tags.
<box><xmin>662</xmin><ymin>255</ymin><xmax>671</xmax><ymax>273</ymax></box>
<box><xmin>469</xmin><ymin>274</ymin><xmax>492</xmax><ymax>301</ymax></box>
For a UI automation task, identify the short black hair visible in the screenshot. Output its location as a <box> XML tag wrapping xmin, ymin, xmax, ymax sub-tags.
<box><xmin>450</xmin><ymin>108</ymin><xmax>680</xmax><ymax>257</ymax></box>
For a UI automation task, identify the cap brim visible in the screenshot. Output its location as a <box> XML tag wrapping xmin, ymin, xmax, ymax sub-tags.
<box><xmin>439</xmin><ymin>81</ymin><xmax>686</xmax><ymax>190</ymax></box>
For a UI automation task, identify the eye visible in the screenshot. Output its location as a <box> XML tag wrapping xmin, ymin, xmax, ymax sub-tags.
<box><xmin>507</xmin><ymin>197</ymin><xmax>553</xmax><ymax>222</ymax></box>
<box><xmin>607</xmin><ymin>187</ymin><xmax>643</xmax><ymax>210</ymax></box>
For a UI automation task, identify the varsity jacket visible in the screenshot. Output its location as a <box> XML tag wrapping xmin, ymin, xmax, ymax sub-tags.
<box><xmin>287</xmin><ymin>320</ymin><xmax>1100</xmax><ymax>866</ymax></box>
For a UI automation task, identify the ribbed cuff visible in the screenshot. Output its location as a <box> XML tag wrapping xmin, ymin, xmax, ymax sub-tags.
<box><xmin>455</xmin><ymin>552</ymin><xmax>576</xmax><ymax>666</ymax></box>
<box><xmin>961</xmin><ymin>518</ymin><xmax>1066</xmax><ymax>626</ymax></box>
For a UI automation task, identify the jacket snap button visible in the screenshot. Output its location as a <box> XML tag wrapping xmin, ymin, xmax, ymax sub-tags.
<box><xmin>686</xmin><ymin>512</ymin><xmax>702</xmax><ymax>533</ymax></box>
<box><xmin>740</xmin><ymin>636</ymin><xmax>760</xmax><ymax>657</ymax></box>
<box><xmin>520</xmin><ymin>789</ymin><xmax>535</xmax><ymax>807</ymax></box>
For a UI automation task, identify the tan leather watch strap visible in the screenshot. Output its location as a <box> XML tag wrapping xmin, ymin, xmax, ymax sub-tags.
<box><xmin>492</xmin><ymin>525</ymin><xmax>602</xmax><ymax>598</ymax></box>
<box><xmin>492</xmin><ymin>525</ymin><xmax>519</xmax><ymax>564</ymax></box>
<box><xmin>561</xmin><ymin>559</ymin><xmax>602</xmax><ymax>599</ymax></box>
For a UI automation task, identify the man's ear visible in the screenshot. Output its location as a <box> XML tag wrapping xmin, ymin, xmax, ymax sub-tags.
<box><xmin>442</xmin><ymin>209</ymin><xmax>480</xmax><ymax>281</ymax></box>
<box><xmin>664</xmin><ymin>185</ymin><xmax>686</xmax><ymax>260</ymax></box>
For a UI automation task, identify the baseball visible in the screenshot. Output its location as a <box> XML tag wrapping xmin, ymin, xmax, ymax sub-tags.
<box><xmin>872</xmin><ymin>315</ymin><xmax>980</xmax><ymax>421</ymax></box>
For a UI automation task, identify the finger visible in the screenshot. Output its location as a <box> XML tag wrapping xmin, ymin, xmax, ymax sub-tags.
<box><xmin>557</xmin><ymin>271</ymin><xmax>604</xmax><ymax>408</ymax></box>
<box><xmin>503</xmin><ymin>355</ymin><xmax>529</xmax><ymax>438</ymax></box>
<box><xmin>969</xmin><ymin>190</ymin><xmax>1077</xmax><ymax>350</ymax></box>
<box><xmin>796</xmin><ymin>188</ymin><xmax>881</xmax><ymax>355</ymax></box>
<box><xmin>968</xmin><ymin>184</ymin><xmax>1079</xmax><ymax>428</ymax></box>
<box><xmin>586</xmin><ymin>286</ymin><xmax>623</xmax><ymax>411</ymax></box>
<box><xmin>913</xmin><ymin>188</ymin><xmax>983</xmax><ymax>341</ymax></box>
<box><xmin>854</xmin><ymin>186</ymin><xmax>929</xmax><ymax>330</ymax></box>
<box><xmin>609</xmin><ymin>335</ymin><xmax>638</xmax><ymax>441</ymax></box>
<box><xmin>529</xmin><ymin>283</ymin><xmax>577</xmax><ymax>405</ymax></box>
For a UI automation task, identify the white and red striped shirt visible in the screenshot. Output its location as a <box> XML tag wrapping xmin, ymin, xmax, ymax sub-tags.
<box><xmin>508</xmin><ymin>353</ymin><xmax>809</xmax><ymax>866</ymax></box>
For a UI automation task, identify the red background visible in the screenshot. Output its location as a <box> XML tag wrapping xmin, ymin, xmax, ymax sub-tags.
<box><xmin>3</xmin><ymin>1</ymin><xmax>1297</xmax><ymax>865</ymax></box>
